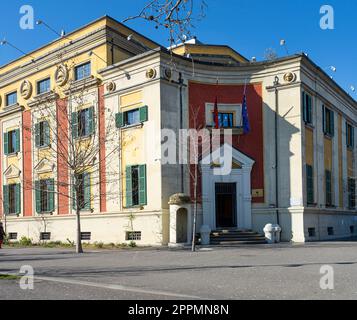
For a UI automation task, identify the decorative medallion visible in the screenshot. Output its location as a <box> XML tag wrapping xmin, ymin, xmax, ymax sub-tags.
<box><xmin>163</xmin><ymin>68</ymin><xmax>172</xmax><ymax>80</ymax></box>
<box><xmin>106</xmin><ymin>81</ymin><xmax>116</xmax><ymax>93</ymax></box>
<box><xmin>146</xmin><ymin>68</ymin><xmax>157</xmax><ymax>79</ymax></box>
<box><xmin>283</xmin><ymin>72</ymin><xmax>296</xmax><ymax>83</ymax></box>
<box><xmin>20</xmin><ymin>80</ymin><xmax>33</xmax><ymax>100</ymax></box>
<box><xmin>55</xmin><ymin>64</ymin><xmax>69</xmax><ymax>86</ymax></box>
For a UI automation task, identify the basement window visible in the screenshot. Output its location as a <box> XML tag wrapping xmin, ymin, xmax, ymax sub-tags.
<box><xmin>327</xmin><ymin>227</ymin><xmax>334</xmax><ymax>236</ymax></box>
<box><xmin>40</xmin><ymin>232</ymin><xmax>51</xmax><ymax>241</ymax></box>
<box><xmin>308</xmin><ymin>228</ymin><xmax>316</xmax><ymax>237</ymax></box>
<box><xmin>126</xmin><ymin>231</ymin><xmax>142</xmax><ymax>241</ymax></box>
<box><xmin>8</xmin><ymin>232</ymin><xmax>18</xmax><ymax>240</ymax></box>
<box><xmin>81</xmin><ymin>232</ymin><xmax>91</xmax><ymax>241</ymax></box>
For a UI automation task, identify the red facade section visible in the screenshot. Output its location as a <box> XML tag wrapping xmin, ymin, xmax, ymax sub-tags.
<box><xmin>98</xmin><ymin>85</ymin><xmax>107</xmax><ymax>213</ymax></box>
<box><xmin>188</xmin><ymin>82</ymin><xmax>265</xmax><ymax>203</ymax></box>
<box><xmin>22</xmin><ymin>110</ymin><xmax>33</xmax><ymax>217</ymax></box>
<box><xmin>57</xmin><ymin>98</ymin><xmax>70</xmax><ymax>215</ymax></box>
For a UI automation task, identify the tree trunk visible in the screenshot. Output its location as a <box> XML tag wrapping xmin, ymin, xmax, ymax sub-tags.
<box><xmin>76</xmin><ymin>208</ymin><xmax>83</xmax><ymax>254</ymax></box>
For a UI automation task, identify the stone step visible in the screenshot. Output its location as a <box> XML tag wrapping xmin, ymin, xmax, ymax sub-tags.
<box><xmin>210</xmin><ymin>240</ymin><xmax>267</xmax><ymax>245</ymax></box>
<box><xmin>211</xmin><ymin>236</ymin><xmax>266</xmax><ymax>241</ymax></box>
<box><xmin>211</xmin><ymin>232</ymin><xmax>261</xmax><ymax>237</ymax></box>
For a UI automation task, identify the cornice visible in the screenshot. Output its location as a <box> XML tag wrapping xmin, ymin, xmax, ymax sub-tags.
<box><xmin>0</xmin><ymin>103</ymin><xmax>24</xmax><ymax>118</ymax></box>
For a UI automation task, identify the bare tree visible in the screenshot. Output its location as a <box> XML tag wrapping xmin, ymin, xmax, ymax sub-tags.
<box><xmin>124</xmin><ymin>0</ymin><xmax>207</xmax><ymax>47</ymax></box>
<box><xmin>22</xmin><ymin>63</ymin><xmax>122</xmax><ymax>254</ymax></box>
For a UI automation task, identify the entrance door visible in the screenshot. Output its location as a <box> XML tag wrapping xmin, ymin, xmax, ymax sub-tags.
<box><xmin>215</xmin><ymin>183</ymin><xmax>237</xmax><ymax>228</ymax></box>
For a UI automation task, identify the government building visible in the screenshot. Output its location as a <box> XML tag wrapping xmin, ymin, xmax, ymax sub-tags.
<box><xmin>0</xmin><ymin>16</ymin><xmax>356</xmax><ymax>245</ymax></box>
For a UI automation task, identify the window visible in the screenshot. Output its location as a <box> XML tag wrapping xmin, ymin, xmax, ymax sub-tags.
<box><xmin>72</xmin><ymin>107</ymin><xmax>94</xmax><ymax>139</ymax></box>
<box><xmin>350</xmin><ymin>226</ymin><xmax>355</xmax><ymax>234</ymax></box>
<box><xmin>116</xmin><ymin>106</ymin><xmax>148</xmax><ymax>128</ymax></box>
<box><xmin>323</xmin><ymin>106</ymin><xmax>334</xmax><ymax>137</ymax></box>
<box><xmin>74</xmin><ymin>62</ymin><xmax>91</xmax><ymax>81</ymax></box>
<box><xmin>3</xmin><ymin>184</ymin><xmax>21</xmax><ymax>215</ymax></box>
<box><xmin>212</xmin><ymin>112</ymin><xmax>234</xmax><ymax>128</ymax></box>
<box><xmin>8</xmin><ymin>233</ymin><xmax>18</xmax><ymax>240</ymax></box>
<box><xmin>327</xmin><ymin>227</ymin><xmax>334</xmax><ymax>236</ymax></box>
<box><xmin>346</xmin><ymin>123</ymin><xmax>354</xmax><ymax>149</ymax></box>
<box><xmin>37</xmin><ymin>78</ymin><xmax>51</xmax><ymax>95</ymax></box>
<box><xmin>348</xmin><ymin>178</ymin><xmax>356</xmax><ymax>209</ymax></box>
<box><xmin>3</xmin><ymin>129</ymin><xmax>20</xmax><ymax>155</ymax></box>
<box><xmin>306</xmin><ymin>165</ymin><xmax>314</xmax><ymax>205</ymax></box>
<box><xmin>125</xmin><ymin>165</ymin><xmax>147</xmax><ymax>207</ymax></box>
<box><xmin>325</xmin><ymin>170</ymin><xmax>333</xmax><ymax>207</ymax></box>
<box><xmin>5</xmin><ymin>91</ymin><xmax>17</xmax><ymax>106</ymax></box>
<box><xmin>81</xmin><ymin>232</ymin><xmax>91</xmax><ymax>240</ymax></box>
<box><xmin>35</xmin><ymin>121</ymin><xmax>50</xmax><ymax>148</ymax></box>
<box><xmin>302</xmin><ymin>92</ymin><xmax>313</xmax><ymax>124</ymax></box>
<box><xmin>40</xmin><ymin>232</ymin><xmax>51</xmax><ymax>241</ymax></box>
<box><xmin>35</xmin><ymin>179</ymin><xmax>54</xmax><ymax>213</ymax></box>
<box><xmin>126</xmin><ymin>231</ymin><xmax>142</xmax><ymax>241</ymax></box>
<box><xmin>73</xmin><ymin>173</ymin><xmax>91</xmax><ymax>211</ymax></box>
<box><xmin>308</xmin><ymin>228</ymin><xmax>316</xmax><ymax>237</ymax></box>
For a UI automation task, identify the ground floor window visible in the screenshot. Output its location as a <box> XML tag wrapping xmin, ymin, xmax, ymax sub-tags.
<box><xmin>325</xmin><ymin>170</ymin><xmax>333</xmax><ymax>207</ymax></box>
<box><xmin>125</xmin><ymin>165</ymin><xmax>147</xmax><ymax>207</ymax></box>
<box><xmin>35</xmin><ymin>179</ymin><xmax>54</xmax><ymax>213</ymax></box>
<box><xmin>73</xmin><ymin>172</ymin><xmax>91</xmax><ymax>210</ymax></box>
<box><xmin>3</xmin><ymin>183</ymin><xmax>21</xmax><ymax>214</ymax></box>
<box><xmin>306</xmin><ymin>164</ymin><xmax>314</xmax><ymax>205</ymax></box>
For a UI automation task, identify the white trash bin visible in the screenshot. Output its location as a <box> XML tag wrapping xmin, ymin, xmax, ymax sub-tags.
<box><xmin>263</xmin><ymin>224</ymin><xmax>275</xmax><ymax>244</ymax></box>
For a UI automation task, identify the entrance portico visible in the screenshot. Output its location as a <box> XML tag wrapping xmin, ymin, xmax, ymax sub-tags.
<box><xmin>201</xmin><ymin>144</ymin><xmax>255</xmax><ymax>231</ymax></box>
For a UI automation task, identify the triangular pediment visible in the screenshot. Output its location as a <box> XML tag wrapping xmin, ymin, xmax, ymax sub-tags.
<box><xmin>4</xmin><ymin>164</ymin><xmax>21</xmax><ymax>179</ymax></box>
<box><xmin>34</xmin><ymin>158</ymin><xmax>55</xmax><ymax>174</ymax></box>
<box><xmin>202</xmin><ymin>143</ymin><xmax>255</xmax><ymax>169</ymax></box>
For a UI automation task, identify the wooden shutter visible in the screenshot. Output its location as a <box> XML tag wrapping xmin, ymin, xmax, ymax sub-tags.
<box><xmin>47</xmin><ymin>179</ymin><xmax>55</xmax><ymax>212</ymax></box>
<box><xmin>3</xmin><ymin>132</ymin><xmax>8</xmax><ymax>155</ymax></box>
<box><xmin>71</xmin><ymin>112</ymin><xmax>78</xmax><ymax>139</ymax></box>
<box><xmin>322</xmin><ymin>105</ymin><xmax>326</xmax><ymax>134</ymax></box>
<box><xmin>35</xmin><ymin>181</ymin><xmax>41</xmax><ymax>213</ymax></box>
<box><xmin>302</xmin><ymin>92</ymin><xmax>307</xmax><ymax>123</ymax></box>
<box><xmin>330</xmin><ymin>110</ymin><xmax>335</xmax><ymax>137</ymax></box>
<box><xmin>125</xmin><ymin>166</ymin><xmax>133</xmax><ymax>207</ymax></box>
<box><xmin>139</xmin><ymin>106</ymin><xmax>148</xmax><ymax>123</ymax></box>
<box><xmin>15</xmin><ymin>184</ymin><xmax>21</xmax><ymax>214</ymax></box>
<box><xmin>116</xmin><ymin>112</ymin><xmax>124</xmax><ymax>128</ymax></box>
<box><xmin>44</xmin><ymin>121</ymin><xmax>50</xmax><ymax>146</ymax></box>
<box><xmin>35</xmin><ymin>123</ymin><xmax>41</xmax><ymax>147</ymax></box>
<box><xmin>139</xmin><ymin>164</ymin><xmax>147</xmax><ymax>206</ymax></box>
<box><xmin>72</xmin><ymin>176</ymin><xmax>77</xmax><ymax>210</ymax></box>
<box><xmin>3</xmin><ymin>185</ymin><xmax>9</xmax><ymax>214</ymax></box>
<box><xmin>84</xmin><ymin>173</ymin><xmax>91</xmax><ymax>210</ymax></box>
<box><xmin>88</xmin><ymin>107</ymin><xmax>94</xmax><ymax>135</ymax></box>
<box><xmin>307</xmin><ymin>95</ymin><xmax>312</xmax><ymax>124</ymax></box>
<box><xmin>15</xmin><ymin>129</ymin><xmax>20</xmax><ymax>153</ymax></box>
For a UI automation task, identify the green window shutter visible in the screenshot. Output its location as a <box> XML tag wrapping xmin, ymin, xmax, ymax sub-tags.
<box><xmin>3</xmin><ymin>132</ymin><xmax>8</xmax><ymax>155</ymax></box>
<box><xmin>352</xmin><ymin>126</ymin><xmax>355</xmax><ymax>148</ymax></box>
<box><xmin>88</xmin><ymin>107</ymin><xmax>94</xmax><ymax>135</ymax></box>
<box><xmin>139</xmin><ymin>164</ymin><xmax>147</xmax><ymax>206</ymax></box>
<box><xmin>72</xmin><ymin>175</ymin><xmax>77</xmax><ymax>210</ymax></box>
<box><xmin>84</xmin><ymin>173</ymin><xmax>91</xmax><ymax>210</ymax></box>
<box><xmin>3</xmin><ymin>185</ymin><xmax>9</xmax><ymax>215</ymax></box>
<box><xmin>35</xmin><ymin>181</ymin><xmax>41</xmax><ymax>213</ymax></box>
<box><xmin>44</xmin><ymin>121</ymin><xmax>50</xmax><ymax>146</ymax></box>
<box><xmin>47</xmin><ymin>179</ymin><xmax>55</xmax><ymax>212</ymax></box>
<box><xmin>139</xmin><ymin>106</ymin><xmax>148</xmax><ymax>123</ymax></box>
<box><xmin>125</xmin><ymin>166</ymin><xmax>133</xmax><ymax>208</ymax></box>
<box><xmin>71</xmin><ymin>112</ymin><xmax>78</xmax><ymax>139</ymax></box>
<box><xmin>115</xmin><ymin>112</ymin><xmax>124</xmax><ymax>128</ymax></box>
<box><xmin>307</xmin><ymin>95</ymin><xmax>312</xmax><ymax>124</ymax></box>
<box><xmin>15</xmin><ymin>184</ymin><xmax>21</xmax><ymax>214</ymax></box>
<box><xmin>330</xmin><ymin>110</ymin><xmax>335</xmax><ymax>137</ymax></box>
<box><xmin>302</xmin><ymin>92</ymin><xmax>307</xmax><ymax>123</ymax></box>
<box><xmin>15</xmin><ymin>129</ymin><xmax>20</xmax><ymax>153</ymax></box>
<box><xmin>35</xmin><ymin>123</ymin><xmax>40</xmax><ymax>147</ymax></box>
<box><xmin>322</xmin><ymin>105</ymin><xmax>326</xmax><ymax>134</ymax></box>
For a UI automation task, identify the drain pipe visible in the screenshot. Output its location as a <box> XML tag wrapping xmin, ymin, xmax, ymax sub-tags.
<box><xmin>273</xmin><ymin>76</ymin><xmax>280</xmax><ymax>226</ymax></box>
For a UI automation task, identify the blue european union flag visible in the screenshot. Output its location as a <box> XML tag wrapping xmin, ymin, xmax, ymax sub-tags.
<box><xmin>242</xmin><ymin>94</ymin><xmax>251</xmax><ymax>134</ymax></box>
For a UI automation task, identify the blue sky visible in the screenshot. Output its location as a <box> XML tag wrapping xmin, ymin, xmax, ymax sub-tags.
<box><xmin>0</xmin><ymin>0</ymin><xmax>356</xmax><ymax>98</ymax></box>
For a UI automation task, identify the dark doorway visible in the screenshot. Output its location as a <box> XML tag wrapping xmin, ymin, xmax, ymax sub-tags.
<box><xmin>215</xmin><ymin>183</ymin><xmax>237</xmax><ymax>228</ymax></box>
